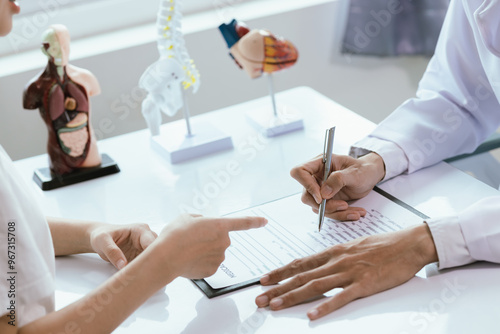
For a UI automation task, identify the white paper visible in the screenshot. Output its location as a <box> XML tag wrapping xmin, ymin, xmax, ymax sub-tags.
<box><xmin>205</xmin><ymin>190</ymin><xmax>426</xmax><ymax>289</ymax></box>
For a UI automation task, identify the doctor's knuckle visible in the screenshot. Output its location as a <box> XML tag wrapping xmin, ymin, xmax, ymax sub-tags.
<box><xmin>304</xmin><ymin>279</ymin><xmax>322</xmax><ymax>294</ymax></box>
<box><xmin>105</xmin><ymin>246</ymin><xmax>120</xmax><ymax>257</ymax></box>
<box><xmin>329</xmin><ymin>172</ymin><xmax>345</xmax><ymax>187</ymax></box>
<box><xmin>290</xmin><ymin>258</ymin><xmax>303</xmax><ymax>270</ymax></box>
<box><xmin>281</xmin><ymin>293</ymin><xmax>297</xmax><ymax>305</ymax></box>
<box><xmin>307</xmin><ymin>279</ymin><xmax>326</xmax><ymax>293</ymax></box>
<box><xmin>335</xmin><ymin>256</ymin><xmax>352</xmax><ymax>269</ymax></box>
<box><xmin>293</xmin><ymin>273</ymin><xmax>309</xmax><ymax>285</ymax></box>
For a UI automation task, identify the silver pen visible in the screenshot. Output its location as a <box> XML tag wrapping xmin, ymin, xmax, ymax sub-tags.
<box><xmin>318</xmin><ymin>127</ymin><xmax>335</xmax><ymax>232</ymax></box>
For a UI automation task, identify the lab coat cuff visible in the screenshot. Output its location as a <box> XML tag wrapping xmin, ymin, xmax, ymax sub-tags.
<box><xmin>350</xmin><ymin>137</ymin><xmax>409</xmax><ymax>182</ymax></box>
<box><xmin>458</xmin><ymin>197</ymin><xmax>500</xmax><ymax>264</ymax></box>
<box><xmin>425</xmin><ymin>216</ymin><xmax>474</xmax><ymax>269</ymax></box>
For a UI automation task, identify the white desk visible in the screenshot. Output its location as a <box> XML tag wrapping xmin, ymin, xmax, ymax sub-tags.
<box><xmin>14</xmin><ymin>87</ymin><xmax>500</xmax><ymax>333</ymax></box>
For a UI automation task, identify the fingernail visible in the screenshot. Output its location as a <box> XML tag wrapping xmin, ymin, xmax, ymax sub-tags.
<box><xmin>255</xmin><ymin>295</ymin><xmax>269</xmax><ymax>306</ymax></box>
<box><xmin>117</xmin><ymin>259</ymin><xmax>126</xmax><ymax>270</ymax></box>
<box><xmin>307</xmin><ymin>308</ymin><xmax>319</xmax><ymax>320</ymax></box>
<box><xmin>270</xmin><ymin>298</ymin><xmax>283</xmax><ymax>308</ymax></box>
<box><xmin>313</xmin><ymin>194</ymin><xmax>321</xmax><ymax>205</ymax></box>
<box><xmin>337</xmin><ymin>204</ymin><xmax>348</xmax><ymax>211</ymax></box>
<box><xmin>260</xmin><ymin>274</ymin><xmax>270</xmax><ymax>284</ymax></box>
<box><xmin>347</xmin><ymin>213</ymin><xmax>358</xmax><ymax>221</ymax></box>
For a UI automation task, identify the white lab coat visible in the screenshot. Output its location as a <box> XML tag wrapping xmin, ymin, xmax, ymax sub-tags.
<box><xmin>352</xmin><ymin>0</ymin><xmax>500</xmax><ymax>269</ymax></box>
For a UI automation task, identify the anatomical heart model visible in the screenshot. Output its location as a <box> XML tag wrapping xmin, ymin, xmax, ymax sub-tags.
<box><xmin>219</xmin><ymin>19</ymin><xmax>303</xmax><ymax>137</ymax></box>
<box><xmin>219</xmin><ymin>19</ymin><xmax>298</xmax><ymax>79</ymax></box>
<box><xmin>23</xmin><ymin>24</ymin><xmax>119</xmax><ymax>190</ymax></box>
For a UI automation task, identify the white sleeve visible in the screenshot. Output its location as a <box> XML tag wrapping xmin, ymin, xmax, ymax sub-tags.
<box><xmin>427</xmin><ymin>197</ymin><xmax>500</xmax><ymax>269</ymax></box>
<box><xmin>349</xmin><ymin>0</ymin><xmax>500</xmax><ymax>270</ymax></box>
<box><xmin>350</xmin><ymin>137</ymin><xmax>409</xmax><ymax>182</ymax></box>
<box><xmin>364</xmin><ymin>0</ymin><xmax>500</xmax><ymax>174</ymax></box>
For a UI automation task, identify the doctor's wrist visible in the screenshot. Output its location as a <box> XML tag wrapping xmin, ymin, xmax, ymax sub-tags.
<box><xmin>358</xmin><ymin>152</ymin><xmax>386</xmax><ymax>184</ymax></box>
<box><xmin>410</xmin><ymin>224</ymin><xmax>439</xmax><ymax>267</ymax></box>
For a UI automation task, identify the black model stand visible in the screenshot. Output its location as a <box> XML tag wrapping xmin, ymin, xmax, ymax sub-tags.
<box><xmin>33</xmin><ymin>153</ymin><xmax>120</xmax><ymax>191</ymax></box>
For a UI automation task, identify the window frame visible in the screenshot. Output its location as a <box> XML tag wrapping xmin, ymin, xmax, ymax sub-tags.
<box><xmin>1</xmin><ymin>0</ymin><xmax>248</xmax><ymax>56</ymax></box>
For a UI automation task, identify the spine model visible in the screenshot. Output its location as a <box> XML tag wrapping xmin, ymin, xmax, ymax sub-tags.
<box><xmin>139</xmin><ymin>0</ymin><xmax>200</xmax><ymax>136</ymax></box>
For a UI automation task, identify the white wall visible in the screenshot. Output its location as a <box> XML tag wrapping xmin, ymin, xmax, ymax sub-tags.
<box><xmin>0</xmin><ymin>0</ymin><xmax>430</xmax><ymax>160</ymax></box>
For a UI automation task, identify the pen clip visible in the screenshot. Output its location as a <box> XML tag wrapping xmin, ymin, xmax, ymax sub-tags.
<box><xmin>322</xmin><ymin>129</ymin><xmax>329</xmax><ymax>163</ymax></box>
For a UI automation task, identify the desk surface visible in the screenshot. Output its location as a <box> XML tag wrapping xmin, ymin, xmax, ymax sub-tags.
<box><xmin>15</xmin><ymin>87</ymin><xmax>500</xmax><ymax>333</ymax></box>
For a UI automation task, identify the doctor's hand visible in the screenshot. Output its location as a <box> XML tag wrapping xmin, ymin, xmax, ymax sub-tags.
<box><xmin>290</xmin><ymin>152</ymin><xmax>385</xmax><ymax>221</ymax></box>
<box><xmin>155</xmin><ymin>214</ymin><xmax>268</xmax><ymax>279</ymax></box>
<box><xmin>90</xmin><ymin>223</ymin><xmax>158</xmax><ymax>270</ymax></box>
<box><xmin>255</xmin><ymin>224</ymin><xmax>438</xmax><ymax>320</ymax></box>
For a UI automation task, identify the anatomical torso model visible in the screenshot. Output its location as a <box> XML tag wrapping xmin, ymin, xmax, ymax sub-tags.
<box><xmin>23</xmin><ymin>24</ymin><xmax>101</xmax><ymax>176</ymax></box>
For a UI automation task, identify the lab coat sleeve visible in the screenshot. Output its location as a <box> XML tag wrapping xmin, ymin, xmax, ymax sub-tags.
<box><xmin>350</xmin><ymin>0</ymin><xmax>500</xmax><ymax>269</ymax></box>
<box><xmin>427</xmin><ymin>197</ymin><xmax>500</xmax><ymax>269</ymax></box>
<box><xmin>350</xmin><ymin>138</ymin><xmax>500</xmax><ymax>269</ymax></box>
<box><xmin>362</xmin><ymin>0</ymin><xmax>500</xmax><ymax>174</ymax></box>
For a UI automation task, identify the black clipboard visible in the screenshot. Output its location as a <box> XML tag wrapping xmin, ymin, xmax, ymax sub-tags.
<box><xmin>192</xmin><ymin>187</ymin><xmax>429</xmax><ymax>298</ymax></box>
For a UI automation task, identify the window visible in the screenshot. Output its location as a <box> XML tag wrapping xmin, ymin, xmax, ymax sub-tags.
<box><xmin>1</xmin><ymin>0</ymin><xmax>252</xmax><ymax>56</ymax></box>
<box><xmin>19</xmin><ymin>0</ymin><xmax>88</xmax><ymax>16</ymax></box>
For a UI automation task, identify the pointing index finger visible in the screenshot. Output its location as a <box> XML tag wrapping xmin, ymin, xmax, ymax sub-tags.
<box><xmin>223</xmin><ymin>216</ymin><xmax>268</xmax><ymax>232</ymax></box>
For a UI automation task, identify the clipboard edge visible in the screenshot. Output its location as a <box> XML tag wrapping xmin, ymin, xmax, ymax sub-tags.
<box><xmin>192</xmin><ymin>277</ymin><xmax>261</xmax><ymax>298</ymax></box>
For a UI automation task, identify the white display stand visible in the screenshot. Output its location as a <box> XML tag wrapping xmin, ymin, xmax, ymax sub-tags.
<box><xmin>151</xmin><ymin>91</ymin><xmax>233</xmax><ymax>164</ymax></box>
<box><xmin>246</xmin><ymin>104</ymin><xmax>303</xmax><ymax>137</ymax></box>
<box><xmin>151</xmin><ymin>120</ymin><xmax>233</xmax><ymax>164</ymax></box>
<box><xmin>246</xmin><ymin>73</ymin><xmax>304</xmax><ymax>137</ymax></box>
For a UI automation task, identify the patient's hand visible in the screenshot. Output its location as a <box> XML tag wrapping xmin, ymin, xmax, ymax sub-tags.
<box><xmin>90</xmin><ymin>223</ymin><xmax>158</xmax><ymax>270</ymax></box>
<box><xmin>155</xmin><ymin>214</ymin><xmax>267</xmax><ymax>279</ymax></box>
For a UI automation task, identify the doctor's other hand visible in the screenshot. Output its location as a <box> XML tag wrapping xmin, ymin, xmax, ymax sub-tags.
<box><xmin>156</xmin><ymin>214</ymin><xmax>267</xmax><ymax>279</ymax></box>
<box><xmin>290</xmin><ymin>152</ymin><xmax>385</xmax><ymax>221</ymax></box>
<box><xmin>255</xmin><ymin>224</ymin><xmax>438</xmax><ymax>320</ymax></box>
<box><xmin>90</xmin><ymin>223</ymin><xmax>158</xmax><ymax>270</ymax></box>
